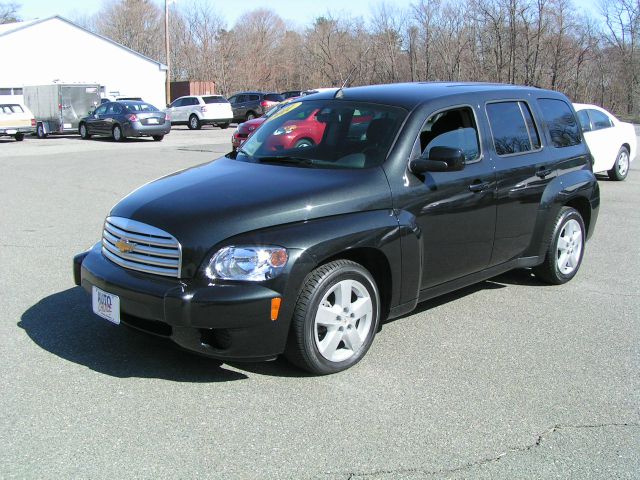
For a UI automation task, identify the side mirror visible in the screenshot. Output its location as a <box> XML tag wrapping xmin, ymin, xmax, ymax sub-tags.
<box><xmin>88</xmin><ymin>110</ymin><xmax>94</xmax><ymax>115</ymax></box>
<box><xmin>410</xmin><ymin>146</ymin><xmax>465</xmax><ymax>174</ymax></box>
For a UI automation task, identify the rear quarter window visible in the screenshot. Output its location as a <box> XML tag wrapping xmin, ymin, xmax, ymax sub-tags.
<box><xmin>588</xmin><ymin>109</ymin><xmax>613</xmax><ymax>130</ymax></box>
<box><xmin>537</xmin><ymin>99</ymin><xmax>581</xmax><ymax>147</ymax></box>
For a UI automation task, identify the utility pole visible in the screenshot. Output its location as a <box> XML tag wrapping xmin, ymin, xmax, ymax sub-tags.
<box><xmin>165</xmin><ymin>0</ymin><xmax>170</xmax><ymax>105</ymax></box>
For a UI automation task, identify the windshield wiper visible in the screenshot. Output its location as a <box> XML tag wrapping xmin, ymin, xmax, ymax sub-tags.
<box><xmin>256</xmin><ymin>156</ymin><xmax>315</xmax><ymax>168</ymax></box>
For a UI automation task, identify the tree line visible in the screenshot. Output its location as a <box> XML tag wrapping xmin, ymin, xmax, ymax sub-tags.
<box><xmin>4</xmin><ymin>0</ymin><xmax>639</xmax><ymax>119</ymax></box>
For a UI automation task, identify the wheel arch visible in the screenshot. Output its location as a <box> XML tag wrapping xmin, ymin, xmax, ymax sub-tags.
<box><xmin>315</xmin><ymin>247</ymin><xmax>393</xmax><ymax>323</ymax></box>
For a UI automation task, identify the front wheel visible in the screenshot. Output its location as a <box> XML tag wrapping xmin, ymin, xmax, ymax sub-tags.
<box><xmin>285</xmin><ymin>260</ymin><xmax>380</xmax><ymax>375</ymax></box>
<box><xmin>608</xmin><ymin>146</ymin><xmax>630</xmax><ymax>181</ymax></box>
<box><xmin>294</xmin><ymin>138</ymin><xmax>314</xmax><ymax>149</ymax></box>
<box><xmin>79</xmin><ymin>123</ymin><xmax>91</xmax><ymax>139</ymax></box>
<box><xmin>188</xmin><ymin>114</ymin><xmax>201</xmax><ymax>130</ymax></box>
<box><xmin>152</xmin><ymin>135</ymin><xmax>164</xmax><ymax>142</ymax></box>
<box><xmin>533</xmin><ymin>207</ymin><xmax>585</xmax><ymax>285</ymax></box>
<box><xmin>112</xmin><ymin>125</ymin><xmax>124</xmax><ymax>142</ymax></box>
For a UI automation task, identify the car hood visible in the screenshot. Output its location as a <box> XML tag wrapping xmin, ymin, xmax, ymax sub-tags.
<box><xmin>110</xmin><ymin>157</ymin><xmax>392</xmax><ymax>277</ymax></box>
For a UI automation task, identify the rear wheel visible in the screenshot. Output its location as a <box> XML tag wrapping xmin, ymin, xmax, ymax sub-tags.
<box><xmin>152</xmin><ymin>135</ymin><xmax>164</xmax><ymax>141</ymax></box>
<box><xmin>79</xmin><ymin>123</ymin><xmax>91</xmax><ymax>139</ymax></box>
<box><xmin>112</xmin><ymin>125</ymin><xmax>124</xmax><ymax>142</ymax></box>
<box><xmin>14</xmin><ymin>133</ymin><xmax>24</xmax><ymax>141</ymax></box>
<box><xmin>533</xmin><ymin>207</ymin><xmax>585</xmax><ymax>285</ymax></box>
<box><xmin>188</xmin><ymin>114</ymin><xmax>201</xmax><ymax>130</ymax></box>
<box><xmin>245</xmin><ymin>112</ymin><xmax>256</xmax><ymax>121</ymax></box>
<box><xmin>285</xmin><ymin>260</ymin><xmax>380</xmax><ymax>375</ymax></box>
<box><xmin>608</xmin><ymin>146</ymin><xmax>630</xmax><ymax>181</ymax></box>
<box><xmin>218</xmin><ymin>123</ymin><xmax>230</xmax><ymax>129</ymax></box>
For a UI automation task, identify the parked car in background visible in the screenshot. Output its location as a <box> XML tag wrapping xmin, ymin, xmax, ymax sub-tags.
<box><xmin>0</xmin><ymin>103</ymin><xmax>35</xmax><ymax>141</ymax></box>
<box><xmin>74</xmin><ymin>82</ymin><xmax>599</xmax><ymax>375</ymax></box>
<box><xmin>231</xmin><ymin>96</ymin><xmax>300</xmax><ymax>151</ymax></box>
<box><xmin>101</xmin><ymin>96</ymin><xmax>144</xmax><ymax>104</ymax></box>
<box><xmin>227</xmin><ymin>92</ymin><xmax>284</xmax><ymax>122</ymax></box>
<box><xmin>79</xmin><ymin>100</ymin><xmax>170</xmax><ymax>142</ymax></box>
<box><xmin>574</xmin><ymin>103</ymin><xmax>637</xmax><ymax>181</ymax></box>
<box><xmin>166</xmin><ymin>95</ymin><xmax>233</xmax><ymax>130</ymax></box>
<box><xmin>281</xmin><ymin>90</ymin><xmax>302</xmax><ymax>99</ymax></box>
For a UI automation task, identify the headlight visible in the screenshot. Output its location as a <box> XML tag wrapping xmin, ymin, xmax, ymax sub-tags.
<box><xmin>205</xmin><ymin>246</ymin><xmax>288</xmax><ymax>281</ymax></box>
<box><xmin>273</xmin><ymin>125</ymin><xmax>297</xmax><ymax>135</ymax></box>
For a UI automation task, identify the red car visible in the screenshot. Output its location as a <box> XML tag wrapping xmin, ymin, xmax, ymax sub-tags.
<box><xmin>231</xmin><ymin>98</ymin><xmax>328</xmax><ymax>152</ymax></box>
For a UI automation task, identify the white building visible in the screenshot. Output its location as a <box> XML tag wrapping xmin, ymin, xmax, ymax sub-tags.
<box><xmin>0</xmin><ymin>16</ymin><xmax>167</xmax><ymax>108</ymax></box>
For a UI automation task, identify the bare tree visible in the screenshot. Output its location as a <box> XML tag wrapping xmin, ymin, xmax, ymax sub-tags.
<box><xmin>0</xmin><ymin>1</ymin><xmax>20</xmax><ymax>24</ymax></box>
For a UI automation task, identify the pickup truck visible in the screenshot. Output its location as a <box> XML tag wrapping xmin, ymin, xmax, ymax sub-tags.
<box><xmin>74</xmin><ymin>82</ymin><xmax>599</xmax><ymax>375</ymax></box>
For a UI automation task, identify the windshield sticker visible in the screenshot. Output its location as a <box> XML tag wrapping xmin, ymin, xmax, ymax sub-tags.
<box><xmin>265</xmin><ymin>102</ymin><xmax>302</xmax><ymax>123</ymax></box>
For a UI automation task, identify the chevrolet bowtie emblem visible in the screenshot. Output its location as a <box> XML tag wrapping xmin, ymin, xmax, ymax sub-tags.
<box><xmin>115</xmin><ymin>239</ymin><xmax>135</xmax><ymax>253</ymax></box>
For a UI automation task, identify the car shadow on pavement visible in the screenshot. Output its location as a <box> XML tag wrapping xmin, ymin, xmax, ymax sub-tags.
<box><xmin>18</xmin><ymin>287</ymin><xmax>248</xmax><ymax>382</ymax></box>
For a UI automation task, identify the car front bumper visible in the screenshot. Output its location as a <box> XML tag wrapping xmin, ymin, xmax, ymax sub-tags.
<box><xmin>74</xmin><ymin>244</ymin><xmax>290</xmax><ymax>361</ymax></box>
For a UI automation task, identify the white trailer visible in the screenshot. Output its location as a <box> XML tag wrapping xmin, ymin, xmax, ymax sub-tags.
<box><xmin>23</xmin><ymin>84</ymin><xmax>101</xmax><ymax>138</ymax></box>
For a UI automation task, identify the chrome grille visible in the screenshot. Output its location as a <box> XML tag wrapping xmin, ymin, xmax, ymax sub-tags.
<box><xmin>101</xmin><ymin>216</ymin><xmax>181</xmax><ymax>278</ymax></box>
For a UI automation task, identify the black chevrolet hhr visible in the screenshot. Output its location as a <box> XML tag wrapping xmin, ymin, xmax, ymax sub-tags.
<box><xmin>74</xmin><ymin>82</ymin><xmax>599</xmax><ymax>374</ymax></box>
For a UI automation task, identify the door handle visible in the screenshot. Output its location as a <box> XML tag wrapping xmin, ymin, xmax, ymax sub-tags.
<box><xmin>469</xmin><ymin>181</ymin><xmax>490</xmax><ymax>192</ymax></box>
<box><xmin>536</xmin><ymin>167</ymin><xmax>552</xmax><ymax>178</ymax></box>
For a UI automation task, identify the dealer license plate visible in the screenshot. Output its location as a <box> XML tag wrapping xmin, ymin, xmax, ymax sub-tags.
<box><xmin>92</xmin><ymin>286</ymin><xmax>120</xmax><ymax>325</ymax></box>
<box><xmin>147</xmin><ymin>118</ymin><xmax>159</xmax><ymax>124</ymax></box>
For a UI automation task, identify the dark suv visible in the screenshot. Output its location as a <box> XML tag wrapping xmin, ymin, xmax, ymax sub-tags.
<box><xmin>74</xmin><ymin>82</ymin><xmax>599</xmax><ymax>375</ymax></box>
<box><xmin>227</xmin><ymin>91</ymin><xmax>284</xmax><ymax>122</ymax></box>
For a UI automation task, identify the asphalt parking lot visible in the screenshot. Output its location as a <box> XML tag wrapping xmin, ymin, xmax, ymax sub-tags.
<box><xmin>1</xmin><ymin>127</ymin><xmax>639</xmax><ymax>479</ymax></box>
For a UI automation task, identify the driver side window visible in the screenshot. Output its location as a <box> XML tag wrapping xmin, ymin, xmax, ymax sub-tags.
<box><xmin>412</xmin><ymin>107</ymin><xmax>481</xmax><ymax>163</ymax></box>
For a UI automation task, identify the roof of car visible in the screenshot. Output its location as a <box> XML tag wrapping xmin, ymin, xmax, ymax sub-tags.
<box><xmin>303</xmin><ymin>82</ymin><xmax>551</xmax><ymax>110</ymax></box>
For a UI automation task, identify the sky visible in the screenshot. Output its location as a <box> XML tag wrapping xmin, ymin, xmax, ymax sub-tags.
<box><xmin>18</xmin><ymin>0</ymin><xmax>603</xmax><ymax>27</ymax></box>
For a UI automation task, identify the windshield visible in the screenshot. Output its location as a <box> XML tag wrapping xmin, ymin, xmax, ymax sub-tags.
<box><xmin>235</xmin><ymin>100</ymin><xmax>406</xmax><ymax>169</ymax></box>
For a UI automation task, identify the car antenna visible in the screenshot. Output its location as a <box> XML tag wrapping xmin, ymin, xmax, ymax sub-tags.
<box><xmin>335</xmin><ymin>46</ymin><xmax>370</xmax><ymax>99</ymax></box>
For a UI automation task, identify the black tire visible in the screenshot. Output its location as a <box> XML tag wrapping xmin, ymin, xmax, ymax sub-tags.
<box><xmin>245</xmin><ymin>112</ymin><xmax>256</xmax><ymax>121</ymax></box>
<box><xmin>36</xmin><ymin>124</ymin><xmax>47</xmax><ymax>139</ymax></box>
<box><xmin>14</xmin><ymin>133</ymin><xmax>24</xmax><ymax>141</ymax></box>
<box><xmin>188</xmin><ymin>114</ymin><xmax>201</xmax><ymax>130</ymax></box>
<box><xmin>533</xmin><ymin>206</ymin><xmax>585</xmax><ymax>285</ymax></box>
<box><xmin>152</xmin><ymin>135</ymin><xmax>164</xmax><ymax>141</ymax></box>
<box><xmin>79</xmin><ymin>123</ymin><xmax>91</xmax><ymax>139</ymax></box>
<box><xmin>285</xmin><ymin>260</ymin><xmax>380</xmax><ymax>375</ymax></box>
<box><xmin>112</xmin><ymin>125</ymin><xmax>125</xmax><ymax>142</ymax></box>
<box><xmin>607</xmin><ymin>146</ymin><xmax>630</xmax><ymax>181</ymax></box>
<box><xmin>294</xmin><ymin>138</ymin><xmax>314</xmax><ymax>149</ymax></box>
<box><xmin>218</xmin><ymin>123</ymin><xmax>230</xmax><ymax>129</ymax></box>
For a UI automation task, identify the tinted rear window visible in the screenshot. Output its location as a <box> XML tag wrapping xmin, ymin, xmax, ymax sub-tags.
<box><xmin>537</xmin><ymin>99</ymin><xmax>581</xmax><ymax>147</ymax></box>
<box><xmin>126</xmin><ymin>103</ymin><xmax>159</xmax><ymax>112</ymax></box>
<box><xmin>203</xmin><ymin>96</ymin><xmax>228</xmax><ymax>104</ymax></box>
<box><xmin>486</xmin><ymin>101</ymin><xmax>540</xmax><ymax>155</ymax></box>
<box><xmin>265</xmin><ymin>93</ymin><xmax>285</xmax><ymax>102</ymax></box>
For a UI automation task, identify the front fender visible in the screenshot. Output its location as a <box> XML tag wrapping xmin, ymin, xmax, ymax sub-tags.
<box><xmin>203</xmin><ymin>210</ymin><xmax>404</xmax><ymax>354</ymax></box>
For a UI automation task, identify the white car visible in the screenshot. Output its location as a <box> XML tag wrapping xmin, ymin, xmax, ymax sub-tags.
<box><xmin>0</xmin><ymin>103</ymin><xmax>35</xmax><ymax>141</ymax></box>
<box><xmin>165</xmin><ymin>95</ymin><xmax>233</xmax><ymax>130</ymax></box>
<box><xmin>574</xmin><ymin>103</ymin><xmax>637</xmax><ymax>181</ymax></box>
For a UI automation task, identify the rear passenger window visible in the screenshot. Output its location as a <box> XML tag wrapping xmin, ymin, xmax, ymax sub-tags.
<box><xmin>486</xmin><ymin>101</ymin><xmax>540</xmax><ymax>155</ymax></box>
<box><xmin>537</xmin><ymin>99</ymin><xmax>581</xmax><ymax>147</ymax></box>
<box><xmin>577</xmin><ymin>110</ymin><xmax>591</xmax><ymax>132</ymax></box>
<box><xmin>588</xmin><ymin>109</ymin><xmax>613</xmax><ymax>130</ymax></box>
<box><xmin>249</xmin><ymin>95</ymin><xmax>260</xmax><ymax>102</ymax></box>
<box><xmin>416</xmin><ymin>106</ymin><xmax>481</xmax><ymax>163</ymax></box>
